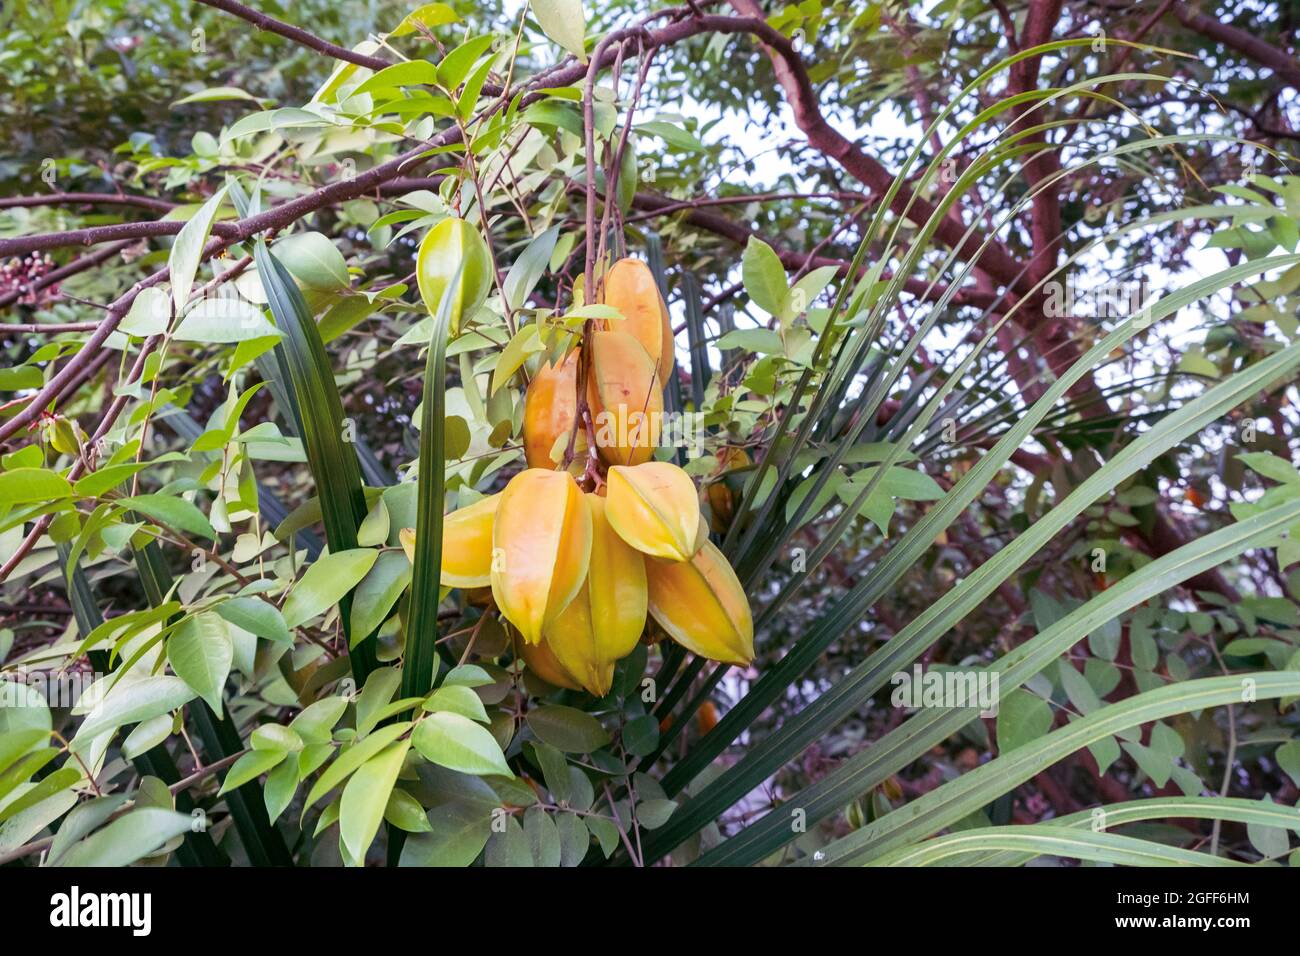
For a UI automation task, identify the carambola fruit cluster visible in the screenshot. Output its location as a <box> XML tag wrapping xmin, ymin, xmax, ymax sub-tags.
<box><xmin>407</xmin><ymin>258</ymin><xmax>755</xmax><ymax>696</ymax></box>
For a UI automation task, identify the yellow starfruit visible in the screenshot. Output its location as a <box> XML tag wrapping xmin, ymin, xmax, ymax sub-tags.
<box><xmin>523</xmin><ymin>349</ymin><xmax>584</xmax><ymax>469</ymax></box>
<box><xmin>398</xmin><ymin>492</ymin><xmax>500</xmax><ymax>588</ymax></box>
<box><xmin>542</xmin><ymin>495</ymin><xmax>647</xmax><ymax>696</ymax></box>
<box><xmin>515</xmin><ymin>634</ymin><xmax>582</xmax><ymax>692</ymax></box>
<box><xmin>491</xmin><ymin>469</ymin><xmax>592</xmax><ymax>644</ymax></box>
<box><xmin>603</xmin><ymin>257</ymin><xmax>675</xmax><ymax>384</ymax></box>
<box><xmin>645</xmin><ymin>540</ymin><xmax>754</xmax><ymax>666</ymax></box>
<box><xmin>586</xmin><ymin>330</ymin><xmax>662</xmax><ymax>467</ymax></box>
<box><xmin>706</xmin><ymin>446</ymin><xmax>752</xmax><ymax>534</ymax></box>
<box><xmin>604</xmin><ymin>461</ymin><xmax>704</xmax><ymax>561</ymax></box>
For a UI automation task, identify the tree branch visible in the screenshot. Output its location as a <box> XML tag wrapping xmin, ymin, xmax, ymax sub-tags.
<box><xmin>1171</xmin><ymin>0</ymin><xmax>1300</xmax><ymax>89</ymax></box>
<box><xmin>194</xmin><ymin>0</ymin><xmax>393</xmax><ymax>71</ymax></box>
<box><xmin>0</xmin><ymin>192</ymin><xmax>177</xmax><ymax>214</ymax></box>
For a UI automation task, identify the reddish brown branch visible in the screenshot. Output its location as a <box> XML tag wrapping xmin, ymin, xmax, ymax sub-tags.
<box><xmin>0</xmin><ymin>192</ymin><xmax>177</xmax><ymax>214</ymax></box>
<box><xmin>194</xmin><ymin>0</ymin><xmax>393</xmax><ymax>71</ymax></box>
<box><xmin>1171</xmin><ymin>1</ymin><xmax>1300</xmax><ymax>89</ymax></box>
<box><xmin>0</xmin><ymin>219</ymin><xmax>243</xmax><ymax>258</ymax></box>
<box><xmin>724</xmin><ymin>0</ymin><xmax>1030</xmax><ymax>298</ymax></box>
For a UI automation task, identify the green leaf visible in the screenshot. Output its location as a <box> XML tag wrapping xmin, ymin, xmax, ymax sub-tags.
<box><xmin>1276</xmin><ymin>741</ymin><xmax>1300</xmax><ymax>789</ymax></box>
<box><xmin>349</xmin><ymin>551</ymin><xmax>412</xmax><ymax>642</ymax></box>
<box><xmin>174</xmin><ymin>85</ymin><xmax>262</xmax><ymax>106</ymax></box>
<box><xmin>403</xmin><ymin>255</ymin><xmax>462</xmax><ymax>702</ymax></box>
<box><xmin>636</xmin><ymin>798</ymin><xmax>676</xmax><ymax>830</ymax></box>
<box><xmin>355</xmin><ymin>667</ymin><xmax>402</xmax><ymax>737</ymax></box>
<box><xmin>423</xmin><ymin>685</ymin><xmax>489</xmax><ymax>723</ymax></box>
<box><xmin>0</xmin><ymin>767</ymin><xmax>80</xmax><ymax>825</ymax></box>
<box><xmin>304</xmin><ymin>721</ymin><xmax>412</xmax><ymax>808</ymax></box>
<box><xmin>870</xmin><ymin>823</ymin><xmax>1246</xmax><ymax>867</ymax></box>
<box><xmin>521</xmin><ymin>805</ymin><xmax>561</xmax><ymax>866</ymax></box>
<box><xmin>274</xmin><ymin>232</ymin><xmax>351</xmax><ymax>291</ymax></box>
<box><xmin>530</xmin><ymin>0</ymin><xmax>586</xmax><ymax>62</ymax></box>
<box><xmin>169</xmin><ymin>186</ymin><xmax>228</xmax><ymax>314</ymax></box>
<box><xmin>1238</xmin><ymin>451</ymin><xmax>1300</xmax><ymax>485</ymax></box>
<box><xmin>384</xmin><ymin>788</ymin><xmax>433</xmax><ymax>833</ymax></box>
<box><xmin>622</xmin><ymin>714</ymin><xmax>659</xmax><ymax>758</ymax></box>
<box><xmin>412</xmin><ymin>711</ymin><xmax>513</xmax><ymax>776</ymax></box>
<box><xmin>263</xmin><ymin>758</ymin><xmax>299</xmax><ymax>825</ymax></box>
<box><xmin>780</xmin><ymin>265</ymin><xmax>839</xmax><ymax>328</ymax></box>
<box><xmin>391</xmin><ymin>3</ymin><xmax>460</xmax><ymax>37</ymax></box>
<box><xmin>215</xmin><ymin>596</ymin><xmax>290</xmax><ymax>645</ymax></box>
<box><xmin>120</xmin><ymin>493</ymin><xmax>215</xmax><ymax>540</ymax></box>
<box><xmin>443</xmin><ymin>665</ymin><xmax>495</xmax><ymax>688</ymax></box>
<box><xmin>526</xmin><ymin>705</ymin><xmax>610</xmax><ymax>753</ymax></box>
<box><xmin>0</xmin><ymin>366</ymin><xmax>42</xmax><ymax>390</ymax></box>
<box><xmin>715</xmin><ymin>328</ymin><xmax>784</xmax><ymax>355</ymax></box>
<box><xmin>437</xmin><ymin>35</ymin><xmax>496</xmax><ymax>90</ymax></box>
<box><xmin>122</xmin><ymin>715</ymin><xmax>173</xmax><ymax>760</ymax></box>
<box><xmin>52</xmin><ymin>808</ymin><xmax>198</xmax><ymax>867</ymax></box>
<box><xmin>741</xmin><ymin>236</ymin><xmax>788</xmax><ymax>316</ymax></box>
<box><xmin>504</xmin><ymin>226</ymin><xmax>560</xmax><ymax>313</ymax></box>
<box><xmin>354</xmin><ymin>60</ymin><xmax>440</xmax><ymax>97</ymax></box>
<box><xmin>282</xmin><ymin>548</ymin><xmax>379</xmax><ymax>629</ymax></box>
<box><xmin>996</xmin><ymin>690</ymin><xmax>1054</xmax><ymax>753</ymax></box>
<box><xmin>251</xmin><ymin>724</ymin><xmax>304</xmax><ymax>752</ymax></box>
<box><xmin>0</xmin><ymin>468</ymin><xmax>72</xmax><ymax>504</ymax></box>
<box><xmin>168</xmin><ymin>612</ymin><xmax>233</xmax><ymax>716</ymax></box>
<box><xmin>638</xmin><ymin>120</ymin><xmax>706</xmax><ymax>152</ymax></box>
<box><xmin>399</xmin><ymin>798</ymin><xmax>492</xmax><ymax>866</ymax></box>
<box><xmin>340</xmin><ymin>738</ymin><xmax>411</xmax><ymax>861</ymax></box>
<box><xmin>586</xmin><ymin>814</ymin><xmax>619</xmax><ymax>858</ymax></box>
<box><xmin>290</xmin><ymin>696</ymin><xmax>349</xmax><ymax>745</ymax></box>
<box><xmin>173</xmin><ymin>298</ymin><xmax>280</xmax><ymax>342</ymax></box>
<box><xmin>218</xmin><ymin>749</ymin><xmax>287</xmax><ymax>795</ymax></box>
<box><xmin>491</xmin><ymin>323</ymin><xmax>543</xmax><ymax>394</ymax></box>
<box><xmin>484</xmin><ymin>814</ymin><xmax>531</xmax><ymax>866</ymax></box>
<box><xmin>120</xmin><ymin>287</ymin><xmax>170</xmax><ymax>336</ymax></box>
<box><xmin>75</xmin><ymin>676</ymin><xmax>196</xmax><ymax>743</ymax></box>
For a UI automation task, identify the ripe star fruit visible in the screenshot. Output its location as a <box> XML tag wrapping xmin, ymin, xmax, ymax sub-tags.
<box><xmin>542</xmin><ymin>494</ymin><xmax>648</xmax><ymax>696</ymax></box>
<box><xmin>586</xmin><ymin>329</ymin><xmax>662</xmax><ymax>467</ymax></box>
<box><xmin>399</xmin><ymin>492</ymin><xmax>500</xmax><ymax>587</ymax></box>
<box><xmin>523</xmin><ymin>349</ymin><xmax>585</xmax><ymax>469</ymax></box>
<box><xmin>604</xmin><ymin>461</ymin><xmax>704</xmax><ymax>562</ymax></box>
<box><xmin>645</xmin><ymin>540</ymin><xmax>754</xmax><ymax>666</ymax></box>
<box><xmin>490</xmin><ymin>469</ymin><xmax>592</xmax><ymax>644</ymax></box>
<box><xmin>602</xmin><ymin>257</ymin><xmax>675</xmax><ymax>384</ymax></box>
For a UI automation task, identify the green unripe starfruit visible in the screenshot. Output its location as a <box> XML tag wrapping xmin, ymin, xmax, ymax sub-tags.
<box><xmin>416</xmin><ymin>216</ymin><xmax>493</xmax><ymax>333</ymax></box>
